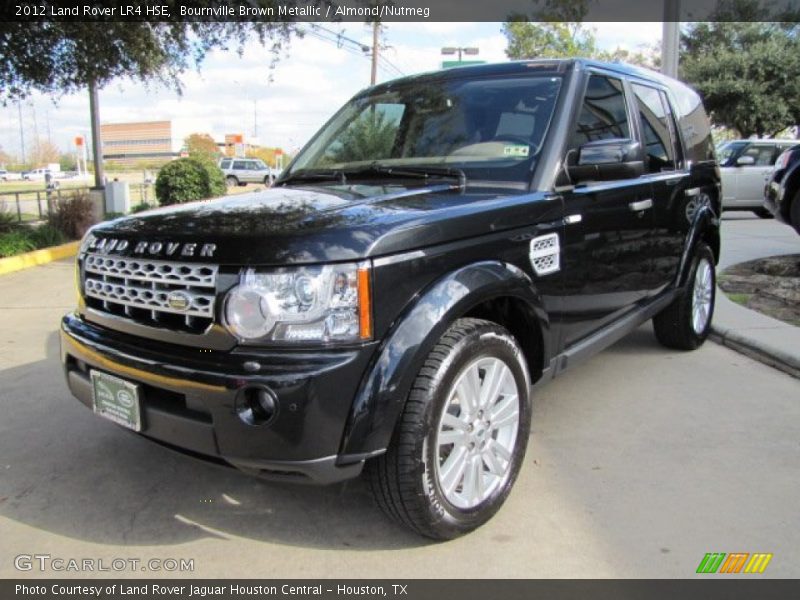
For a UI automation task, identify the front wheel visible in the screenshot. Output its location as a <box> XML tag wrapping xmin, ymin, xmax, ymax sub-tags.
<box><xmin>225</xmin><ymin>176</ymin><xmax>238</xmax><ymax>188</ymax></box>
<box><xmin>653</xmin><ymin>243</ymin><xmax>716</xmax><ymax>350</ymax></box>
<box><xmin>367</xmin><ymin>318</ymin><xmax>531</xmax><ymax>540</ymax></box>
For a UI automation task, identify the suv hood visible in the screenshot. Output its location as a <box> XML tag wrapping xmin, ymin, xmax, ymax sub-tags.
<box><xmin>89</xmin><ymin>185</ymin><xmax>549</xmax><ymax>265</ymax></box>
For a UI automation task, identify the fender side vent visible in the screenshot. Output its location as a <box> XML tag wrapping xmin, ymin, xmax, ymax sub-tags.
<box><xmin>529</xmin><ymin>233</ymin><xmax>560</xmax><ymax>276</ymax></box>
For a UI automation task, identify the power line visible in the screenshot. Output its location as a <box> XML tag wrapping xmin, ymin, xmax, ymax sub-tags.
<box><xmin>380</xmin><ymin>55</ymin><xmax>406</xmax><ymax>77</ymax></box>
<box><xmin>301</xmin><ymin>24</ymin><xmax>406</xmax><ymax>83</ymax></box>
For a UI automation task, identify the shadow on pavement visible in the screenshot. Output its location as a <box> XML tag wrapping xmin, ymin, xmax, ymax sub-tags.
<box><xmin>0</xmin><ymin>330</ymin><xmax>426</xmax><ymax>550</ymax></box>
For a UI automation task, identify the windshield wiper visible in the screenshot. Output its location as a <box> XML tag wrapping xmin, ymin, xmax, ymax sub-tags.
<box><xmin>278</xmin><ymin>163</ymin><xmax>467</xmax><ymax>192</ymax></box>
<box><xmin>341</xmin><ymin>163</ymin><xmax>467</xmax><ymax>191</ymax></box>
<box><xmin>276</xmin><ymin>169</ymin><xmax>347</xmax><ymax>186</ymax></box>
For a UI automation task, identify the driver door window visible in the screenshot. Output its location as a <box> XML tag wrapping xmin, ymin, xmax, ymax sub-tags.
<box><xmin>570</xmin><ymin>74</ymin><xmax>631</xmax><ymax>150</ymax></box>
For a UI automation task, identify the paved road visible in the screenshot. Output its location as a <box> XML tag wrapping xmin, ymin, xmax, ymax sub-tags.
<box><xmin>1</xmin><ymin>220</ymin><xmax>798</xmax><ymax>578</ymax></box>
<box><xmin>719</xmin><ymin>212</ymin><xmax>799</xmax><ymax>269</ymax></box>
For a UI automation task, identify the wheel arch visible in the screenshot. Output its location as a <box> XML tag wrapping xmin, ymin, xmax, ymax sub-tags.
<box><xmin>783</xmin><ymin>164</ymin><xmax>800</xmax><ymax>224</ymax></box>
<box><xmin>676</xmin><ymin>203</ymin><xmax>720</xmax><ymax>288</ymax></box>
<box><xmin>337</xmin><ymin>260</ymin><xmax>551</xmax><ymax>462</ymax></box>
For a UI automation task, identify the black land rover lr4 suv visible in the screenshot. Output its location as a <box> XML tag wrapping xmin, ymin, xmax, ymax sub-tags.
<box><xmin>62</xmin><ymin>59</ymin><xmax>720</xmax><ymax>539</ymax></box>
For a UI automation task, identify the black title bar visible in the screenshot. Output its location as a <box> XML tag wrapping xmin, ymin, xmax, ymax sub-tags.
<box><xmin>4</xmin><ymin>580</ymin><xmax>800</xmax><ymax>600</ymax></box>
<box><xmin>3</xmin><ymin>0</ymin><xmax>800</xmax><ymax>22</ymax></box>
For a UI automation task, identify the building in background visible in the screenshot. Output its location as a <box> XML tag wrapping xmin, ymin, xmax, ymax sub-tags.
<box><xmin>100</xmin><ymin>120</ymin><xmax>283</xmax><ymax>168</ymax></box>
<box><xmin>100</xmin><ymin>119</ymin><xmax>208</xmax><ymax>167</ymax></box>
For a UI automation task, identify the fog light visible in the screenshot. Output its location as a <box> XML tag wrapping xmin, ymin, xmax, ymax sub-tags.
<box><xmin>237</xmin><ymin>386</ymin><xmax>278</xmax><ymax>426</ymax></box>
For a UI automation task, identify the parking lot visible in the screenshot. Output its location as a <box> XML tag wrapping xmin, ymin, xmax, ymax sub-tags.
<box><xmin>0</xmin><ymin>214</ymin><xmax>798</xmax><ymax>578</ymax></box>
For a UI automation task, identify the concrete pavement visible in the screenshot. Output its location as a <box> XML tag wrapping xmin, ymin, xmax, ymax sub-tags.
<box><xmin>711</xmin><ymin>213</ymin><xmax>800</xmax><ymax>378</ymax></box>
<box><xmin>1</xmin><ymin>259</ymin><xmax>798</xmax><ymax>578</ymax></box>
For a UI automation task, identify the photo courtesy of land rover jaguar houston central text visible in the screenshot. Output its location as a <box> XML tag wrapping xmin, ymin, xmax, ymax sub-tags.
<box><xmin>61</xmin><ymin>60</ymin><xmax>720</xmax><ymax>539</ymax></box>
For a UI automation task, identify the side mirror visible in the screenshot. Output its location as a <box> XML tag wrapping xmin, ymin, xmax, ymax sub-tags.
<box><xmin>568</xmin><ymin>138</ymin><xmax>644</xmax><ymax>183</ymax></box>
<box><xmin>736</xmin><ymin>155</ymin><xmax>755</xmax><ymax>166</ymax></box>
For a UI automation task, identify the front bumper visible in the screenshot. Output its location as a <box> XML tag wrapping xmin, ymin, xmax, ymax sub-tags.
<box><xmin>60</xmin><ymin>312</ymin><xmax>380</xmax><ymax>484</ymax></box>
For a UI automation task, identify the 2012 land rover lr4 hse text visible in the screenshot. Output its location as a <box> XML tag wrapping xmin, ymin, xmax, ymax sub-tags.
<box><xmin>62</xmin><ymin>60</ymin><xmax>720</xmax><ymax>539</ymax></box>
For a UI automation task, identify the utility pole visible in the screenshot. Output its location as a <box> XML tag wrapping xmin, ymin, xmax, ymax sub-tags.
<box><xmin>88</xmin><ymin>80</ymin><xmax>105</xmax><ymax>190</ymax></box>
<box><xmin>17</xmin><ymin>102</ymin><xmax>25</xmax><ymax>164</ymax></box>
<box><xmin>31</xmin><ymin>101</ymin><xmax>39</xmax><ymax>157</ymax></box>
<box><xmin>253</xmin><ymin>99</ymin><xmax>257</xmax><ymax>138</ymax></box>
<box><xmin>662</xmin><ymin>0</ymin><xmax>680</xmax><ymax>79</ymax></box>
<box><xmin>370</xmin><ymin>21</ymin><xmax>379</xmax><ymax>86</ymax></box>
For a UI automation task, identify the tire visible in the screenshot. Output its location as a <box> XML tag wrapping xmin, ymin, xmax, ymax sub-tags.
<box><xmin>263</xmin><ymin>176</ymin><xmax>271</xmax><ymax>186</ymax></box>
<box><xmin>367</xmin><ymin>318</ymin><xmax>531</xmax><ymax>540</ymax></box>
<box><xmin>653</xmin><ymin>243</ymin><xmax>716</xmax><ymax>350</ymax></box>
<box><xmin>225</xmin><ymin>176</ymin><xmax>238</xmax><ymax>188</ymax></box>
<box><xmin>753</xmin><ymin>207</ymin><xmax>774</xmax><ymax>219</ymax></box>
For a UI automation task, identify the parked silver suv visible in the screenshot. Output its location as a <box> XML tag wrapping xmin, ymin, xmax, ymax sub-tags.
<box><xmin>219</xmin><ymin>158</ymin><xmax>274</xmax><ymax>187</ymax></box>
<box><xmin>717</xmin><ymin>139</ymin><xmax>796</xmax><ymax>217</ymax></box>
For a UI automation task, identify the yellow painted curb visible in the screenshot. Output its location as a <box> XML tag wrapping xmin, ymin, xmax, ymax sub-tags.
<box><xmin>0</xmin><ymin>241</ymin><xmax>80</xmax><ymax>276</ymax></box>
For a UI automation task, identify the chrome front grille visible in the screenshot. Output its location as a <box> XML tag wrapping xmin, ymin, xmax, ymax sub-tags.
<box><xmin>83</xmin><ymin>253</ymin><xmax>219</xmax><ymax>333</ymax></box>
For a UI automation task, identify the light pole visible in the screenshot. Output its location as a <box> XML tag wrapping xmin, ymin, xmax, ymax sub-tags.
<box><xmin>662</xmin><ymin>0</ymin><xmax>681</xmax><ymax>79</ymax></box>
<box><xmin>441</xmin><ymin>46</ymin><xmax>479</xmax><ymax>63</ymax></box>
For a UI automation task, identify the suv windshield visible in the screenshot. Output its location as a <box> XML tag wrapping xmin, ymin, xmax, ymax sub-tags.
<box><xmin>284</xmin><ymin>74</ymin><xmax>563</xmax><ymax>187</ymax></box>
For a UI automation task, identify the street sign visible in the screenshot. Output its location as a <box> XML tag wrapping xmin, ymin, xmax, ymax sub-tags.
<box><xmin>441</xmin><ymin>60</ymin><xmax>486</xmax><ymax>69</ymax></box>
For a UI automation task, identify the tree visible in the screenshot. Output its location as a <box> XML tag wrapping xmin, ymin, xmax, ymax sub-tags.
<box><xmin>246</xmin><ymin>146</ymin><xmax>286</xmax><ymax>167</ymax></box>
<box><xmin>681</xmin><ymin>3</ymin><xmax>800</xmax><ymax>138</ymax></box>
<box><xmin>597</xmin><ymin>46</ymin><xmax>660</xmax><ymax>70</ymax></box>
<box><xmin>0</xmin><ymin>146</ymin><xmax>11</xmax><ymax>168</ymax></box>
<box><xmin>59</xmin><ymin>153</ymin><xmax>78</xmax><ymax>172</ymax></box>
<box><xmin>28</xmin><ymin>139</ymin><xmax>60</xmax><ymax>167</ymax></box>
<box><xmin>504</xmin><ymin>21</ymin><xmax>598</xmax><ymax>59</ymax></box>
<box><xmin>0</xmin><ymin>7</ymin><xmax>297</xmax><ymax>187</ymax></box>
<box><xmin>504</xmin><ymin>0</ymin><xmax>596</xmax><ymax>59</ymax></box>
<box><xmin>0</xmin><ymin>16</ymin><xmax>295</xmax><ymax>102</ymax></box>
<box><xmin>503</xmin><ymin>0</ymin><xmax>657</xmax><ymax>69</ymax></box>
<box><xmin>326</xmin><ymin>111</ymin><xmax>399</xmax><ymax>164</ymax></box>
<box><xmin>185</xmin><ymin>133</ymin><xmax>219</xmax><ymax>162</ymax></box>
<box><xmin>155</xmin><ymin>158</ymin><xmax>225</xmax><ymax>206</ymax></box>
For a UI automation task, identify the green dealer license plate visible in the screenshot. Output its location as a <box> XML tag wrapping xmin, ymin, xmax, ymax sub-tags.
<box><xmin>90</xmin><ymin>370</ymin><xmax>142</xmax><ymax>432</ymax></box>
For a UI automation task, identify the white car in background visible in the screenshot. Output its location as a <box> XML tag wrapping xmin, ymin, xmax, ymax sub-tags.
<box><xmin>0</xmin><ymin>169</ymin><xmax>22</xmax><ymax>181</ymax></box>
<box><xmin>717</xmin><ymin>139</ymin><xmax>797</xmax><ymax>217</ymax></box>
<box><xmin>218</xmin><ymin>158</ymin><xmax>275</xmax><ymax>187</ymax></box>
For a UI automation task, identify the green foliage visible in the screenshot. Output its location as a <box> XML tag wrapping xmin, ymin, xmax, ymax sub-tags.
<box><xmin>59</xmin><ymin>153</ymin><xmax>78</xmax><ymax>172</ymax></box>
<box><xmin>197</xmin><ymin>157</ymin><xmax>226</xmax><ymax>197</ymax></box>
<box><xmin>0</xmin><ymin>202</ymin><xmax>19</xmax><ymax>234</ymax></box>
<box><xmin>29</xmin><ymin>223</ymin><xmax>66</xmax><ymax>248</ymax></box>
<box><xmin>130</xmin><ymin>202</ymin><xmax>153</xmax><ymax>214</ymax></box>
<box><xmin>155</xmin><ymin>158</ymin><xmax>225</xmax><ymax>206</ymax></box>
<box><xmin>503</xmin><ymin>21</ymin><xmax>597</xmax><ymax>60</ymax></box>
<box><xmin>0</xmin><ymin>15</ymin><xmax>297</xmax><ymax>102</ymax></box>
<box><xmin>0</xmin><ymin>223</ymin><xmax>69</xmax><ymax>257</ymax></box>
<box><xmin>326</xmin><ymin>111</ymin><xmax>399</xmax><ymax>164</ymax></box>
<box><xmin>185</xmin><ymin>133</ymin><xmax>219</xmax><ymax>163</ymax></box>
<box><xmin>50</xmin><ymin>191</ymin><xmax>97</xmax><ymax>240</ymax></box>
<box><xmin>0</xmin><ymin>230</ymin><xmax>35</xmax><ymax>257</ymax></box>
<box><xmin>503</xmin><ymin>3</ymin><xmax>657</xmax><ymax>68</ymax></box>
<box><xmin>681</xmin><ymin>4</ymin><xmax>800</xmax><ymax>137</ymax></box>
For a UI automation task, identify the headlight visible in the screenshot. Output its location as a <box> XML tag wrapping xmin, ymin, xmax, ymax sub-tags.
<box><xmin>224</xmin><ymin>262</ymin><xmax>372</xmax><ymax>343</ymax></box>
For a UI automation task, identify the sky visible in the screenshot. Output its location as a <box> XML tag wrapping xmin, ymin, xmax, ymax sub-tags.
<box><xmin>0</xmin><ymin>21</ymin><xmax>662</xmax><ymax>162</ymax></box>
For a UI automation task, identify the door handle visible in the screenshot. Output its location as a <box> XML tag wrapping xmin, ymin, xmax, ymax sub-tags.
<box><xmin>629</xmin><ymin>199</ymin><xmax>653</xmax><ymax>212</ymax></box>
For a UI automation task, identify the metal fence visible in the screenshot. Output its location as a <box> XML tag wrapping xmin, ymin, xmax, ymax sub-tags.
<box><xmin>0</xmin><ymin>183</ymin><xmax>156</xmax><ymax>222</ymax></box>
